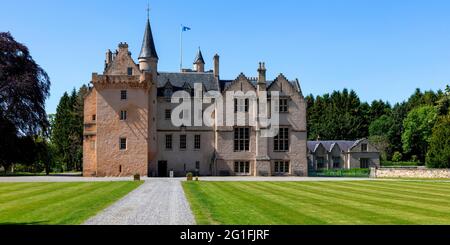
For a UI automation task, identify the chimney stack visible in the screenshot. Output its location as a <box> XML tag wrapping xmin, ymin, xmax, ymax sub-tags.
<box><xmin>213</xmin><ymin>54</ymin><xmax>220</xmax><ymax>78</ymax></box>
<box><xmin>105</xmin><ymin>49</ymin><xmax>113</xmax><ymax>65</ymax></box>
<box><xmin>258</xmin><ymin>62</ymin><xmax>266</xmax><ymax>84</ymax></box>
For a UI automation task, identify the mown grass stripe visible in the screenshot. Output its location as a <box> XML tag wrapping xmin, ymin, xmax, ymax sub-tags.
<box><xmin>0</xmin><ymin>182</ymin><xmax>141</xmax><ymax>225</ymax></box>
<box><xmin>225</xmin><ymin>182</ymin><xmax>326</xmax><ymax>224</ymax></box>
<box><xmin>243</xmin><ymin>182</ymin><xmax>405</xmax><ymax>224</ymax></box>
<box><xmin>295</xmin><ymin>182</ymin><xmax>450</xmax><ymax>224</ymax></box>
<box><xmin>326</xmin><ymin>182</ymin><xmax>450</xmax><ymax>208</ymax></box>
<box><xmin>265</xmin><ymin>182</ymin><xmax>413</xmax><ymax>224</ymax></box>
<box><xmin>341</xmin><ymin>181</ymin><xmax>450</xmax><ymax>201</ymax></box>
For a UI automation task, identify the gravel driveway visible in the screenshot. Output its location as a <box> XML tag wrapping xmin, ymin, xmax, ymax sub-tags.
<box><xmin>83</xmin><ymin>179</ymin><xmax>195</xmax><ymax>225</ymax></box>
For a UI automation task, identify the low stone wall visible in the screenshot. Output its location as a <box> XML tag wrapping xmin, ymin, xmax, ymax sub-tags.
<box><xmin>372</xmin><ymin>167</ymin><xmax>450</xmax><ymax>179</ymax></box>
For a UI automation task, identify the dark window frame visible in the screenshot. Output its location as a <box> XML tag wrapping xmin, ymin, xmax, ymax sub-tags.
<box><xmin>119</xmin><ymin>138</ymin><xmax>127</xmax><ymax>150</ymax></box>
<box><xmin>234</xmin><ymin>161</ymin><xmax>250</xmax><ymax>174</ymax></box>
<box><xmin>274</xmin><ymin>128</ymin><xmax>289</xmax><ymax>152</ymax></box>
<box><xmin>274</xmin><ymin>161</ymin><xmax>290</xmax><ymax>173</ymax></box>
<box><xmin>120</xmin><ymin>90</ymin><xmax>127</xmax><ymax>100</ymax></box>
<box><xmin>120</xmin><ymin>110</ymin><xmax>127</xmax><ymax>121</ymax></box>
<box><xmin>234</xmin><ymin>127</ymin><xmax>250</xmax><ymax>152</ymax></box>
<box><xmin>180</xmin><ymin>135</ymin><xmax>187</xmax><ymax>150</ymax></box>
<box><xmin>194</xmin><ymin>135</ymin><xmax>201</xmax><ymax>150</ymax></box>
<box><xmin>165</xmin><ymin>135</ymin><xmax>173</xmax><ymax>150</ymax></box>
<box><xmin>165</xmin><ymin>109</ymin><xmax>171</xmax><ymax>120</ymax></box>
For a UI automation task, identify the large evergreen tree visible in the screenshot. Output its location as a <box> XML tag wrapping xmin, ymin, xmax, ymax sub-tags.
<box><xmin>51</xmin><ymin>86</ymin><xmax>87</xmax><ymax>172</ymax></box>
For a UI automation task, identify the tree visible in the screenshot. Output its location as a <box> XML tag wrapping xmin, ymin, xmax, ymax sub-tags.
<box><xmin>426</xmin><ymin>116</ymin><xmax>450</xmax><ymax>168</ymax></box>
<box><xmin>0</xmin><ymin>32</ymin><xmax>50</xmax><ymax>171</ymax></box>
<box><xmin>401</xmin><ymin>105</ymin><xmax>438</xmax><ymax>163</ymax></box>
<box><xmin>369</xmin><ymin>135</ymin><xmax>389</xmax><ymax>161</ymax></box>
<box><xmin>307</xmin><ymin>89</ymin><xmax>367</xmax><ymax>140</ymax></box>
<box><xmin>51</xmin><ymin>86</ymin><xmax>87</xmax><ymax>172</ymax></box>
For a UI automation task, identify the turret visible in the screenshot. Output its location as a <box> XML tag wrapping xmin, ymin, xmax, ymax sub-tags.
<box><xmin>193</xmin><ymin>48</ymin><xmax>205</xmax><ymax>73</ymax></box>
<box><xmin>138</xmin><ymin>17</ymin><xmax>158</xmax><ymax>77</ymax></box>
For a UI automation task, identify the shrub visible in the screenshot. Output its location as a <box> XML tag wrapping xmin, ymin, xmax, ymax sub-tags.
<box><xmin>392</xmin><ymin>152</ymin><xmax>403</xmax><ymax>162</ymax></box>
<box><xmin>186</xmin><ymin>172</ymin><xmax>193</xmax><ymax>181</ymax></box>
<box><xmin>133</xmin><ymin>174</ymin><xmax>140</xmax><ymax>181</ymax></box>
<box><xmin>310</xmin><ymin>168</ymin><xmax>370</xmax><ymax>177</ymax></box>
<box><xmin>381</xmin><ymin>161</ymin><xmax>418</xmax><ymax>167</ymax></box>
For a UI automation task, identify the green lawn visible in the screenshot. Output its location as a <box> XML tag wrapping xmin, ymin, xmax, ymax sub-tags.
<box><xmin>183</xmin><ymin>181</ymin><xmax>450</xmax><ymax>225</ymax></box>
<box><xmin>0</xmin><ymin>182</ymin><xmax>142</xmax><ymax>225</ymax></box>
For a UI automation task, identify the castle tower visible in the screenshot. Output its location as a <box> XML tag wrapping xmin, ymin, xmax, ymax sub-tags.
<box><xmin>138</xmin><ymin>16</ymin><xmax>158</xmax><ymax>78</ymax></box>
<box><xmin>193</xmin><ymin>47</ymin><xmax>205</xmax><ymax>72</ymax></box>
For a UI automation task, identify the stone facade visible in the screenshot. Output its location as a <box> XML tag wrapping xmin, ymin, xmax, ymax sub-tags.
<box><xmin>83</xmin><ymin>17</ymin><xmax>308</xmax><ymax>177</ymax></box>
<box><xmin>372</xmin><ymin>167</ymin><xmax>450</xmax><ymax>179</ymax></box>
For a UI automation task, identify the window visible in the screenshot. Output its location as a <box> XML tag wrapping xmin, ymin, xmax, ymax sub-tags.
<box><xmin>274</xmin><ymin>128</ymin><xmax>289</xmax><ymax>152</ymax></box>
<box><xmin>361</xmin><ymin>144</ymin><xmax>368</xmax><ymax>152</ymax></box>
<box><xmin>119</xmin><ymin>165</ymin><xmax>122</xmax><ymax>173</ymax></box>
<box><xmin>127</xmin><ymin>67</ymin><xmax>133</xmax><ymax>76</ymax></box>
<box><xmin>120</xmin><ymin>110</ymin><xmax>127</xmax><ymax>121</ymax></box>
<box><xmin>195</xmin><ymin>161</ymin><xmax>200</xmax><ymax>170</ymax></box>
<box><xmin>180</xmin><ymin>135</ymin><xmax>187</xmax><ymax>150</ymax></box>
<box><xmin>279</xmin><ymin>98</ymin><xmax>289</xmax><ymax>112</ymax></box>
<box><xmin>333</xmin><ymin>157</ymin><xmax>341</xmax><ymax>168</ymax></box>
<box><xmin>121</xmin><ymin>90</ymin><xmax>127</xmax><ymax>100</ymax></box>
<box><xmin>119</xmin><ymin>138</ymin><xmax>127</xmax><ymax>150</ymax></box>
<box><xmin>360</xmin><ymin>158</ymin><xmax>370</xmax><ymax>168</ymax></box>
<box><xmin>317</xmin><ymin>157</ymin><xmax>325</xmax><ymax>169</ymax></box>
<box><xmin>165</xmin><ymin>109</ymin><xmax>171</xmax><ymax>120</ymax></box>
<box><xmin>165</xmin><ymin>135</ymin><xmax>172</xmax><ymax>150</ymax></box>
<box><xmin>194</xmin><ymin>135</ymin><xmax>201</xmax><ymax>150</ymax></box>
<box><xmin>234</xmin><ymin>127</ymin><xmax>250</xmax><ymax>152</ymax></box>
<box><xmin>234</xmin><ymin>161</ymin><xmax>250</xmax><ymax>174</ymax></box>
<box><xmin>92</xmin><ymin>114</ymin><xmax>96</xmax><ymax>121</ymax></box>
<box><xmin>234</xmin><ymin>98</ymin><xmax>249</xmax><ymax>112</ymax></box>
<box><xmin>274</xmin><ymin>161</ymin><xmax>290</xmax><ymax>174</ymax></box>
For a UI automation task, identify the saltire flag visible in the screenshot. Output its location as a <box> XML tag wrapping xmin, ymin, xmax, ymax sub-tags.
<box><xmin>182</xmin><ymin>26</ymin><xmax>191</xmax><ymax>32</ymax></box>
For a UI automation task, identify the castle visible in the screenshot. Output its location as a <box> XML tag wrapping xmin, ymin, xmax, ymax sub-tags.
<box><xmin>83</xmin><ymin>16</ymin><xmax>308</xmax><ymax>177</ymax></box>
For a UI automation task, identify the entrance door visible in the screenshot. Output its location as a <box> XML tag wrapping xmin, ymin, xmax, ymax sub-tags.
<box><xmin>158</xmin><ymin>161</ymin><xmax>168</xmax><ymax>177</ymax></box>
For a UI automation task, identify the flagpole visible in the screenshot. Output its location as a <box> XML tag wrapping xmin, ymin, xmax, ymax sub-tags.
<box><xmin>180</xmin><ymin>25</ymin><xmax>183</xmax><ymax>71</ymax></box>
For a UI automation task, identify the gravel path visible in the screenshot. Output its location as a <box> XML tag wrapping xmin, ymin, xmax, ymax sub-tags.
<box><xmin>83</xmin><ymin>179</ymin><xmax>195</xmax><ymax>225</ymax></box>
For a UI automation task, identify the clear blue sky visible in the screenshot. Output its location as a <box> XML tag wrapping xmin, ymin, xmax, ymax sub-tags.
<box><xmin>1</xmin><ymin>0</ymin><xmax>449</xmax><ymax>114</ymax></box>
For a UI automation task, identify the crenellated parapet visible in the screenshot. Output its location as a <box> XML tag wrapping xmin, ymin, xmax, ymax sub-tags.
<box><xmin>91</xmin><ymin>72</ymin><xmax>152</xmax><ymax>90</ymax></box>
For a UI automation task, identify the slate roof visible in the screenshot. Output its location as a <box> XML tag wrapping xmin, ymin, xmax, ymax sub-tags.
<box><xmin>139</xmin><ymin>19</ymin><xmax>158</xmax><ymax>59</ymax></box>
<box><xmin>307</xmin><ymin>140</ymin><xmax>363</xmax><ymax>153</ymax></box>
<box><xmin>157</xmin><ymin>72</ymin><xmax>219</xmax><ymax>92</ymax></box>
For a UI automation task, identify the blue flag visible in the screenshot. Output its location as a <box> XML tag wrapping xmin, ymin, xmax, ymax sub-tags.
<box><xmin>182</xmin><ymin>26</ymin><xmax>191</xmax><ymax>32</ymax></box>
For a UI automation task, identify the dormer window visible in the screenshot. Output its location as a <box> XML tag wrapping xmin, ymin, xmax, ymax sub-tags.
<box><xmin>164</xmin><ymin>88</ymin><xmax>173</xmax><ymax>101</ymax></box>
<box><xmin>127</xmin><ymin>67</ymin><xmax>133</xmax><ymax>76</ymax></box>
<box><xmin>361</xmin><ymin>143</ymin><xmax>368</xmax><ymax>152</ymax></box>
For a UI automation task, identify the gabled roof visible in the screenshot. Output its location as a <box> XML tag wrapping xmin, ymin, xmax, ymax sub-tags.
<box><xmin>139</xmin><ymin>18</ymin><xmax>158</xmax><ymax>59</ymax></box>
<box><xmin>307</xmin><ymin>140</ymin><xmax>364</xmax><ymax>153</ymax></box>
